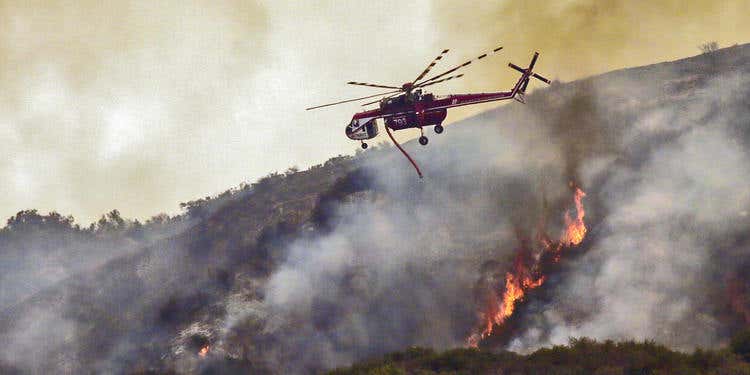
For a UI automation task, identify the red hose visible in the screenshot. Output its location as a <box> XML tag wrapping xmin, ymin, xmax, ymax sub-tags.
<box><xmin>385</xmin><ymin>125</ymin><xmax>423</xmax><ymax>179</ymax></box>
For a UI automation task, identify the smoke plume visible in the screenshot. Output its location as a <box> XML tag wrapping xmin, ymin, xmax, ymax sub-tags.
<box><xmin>217</xmin><ymin>45</ymin><xmax>750</xmax><ymax>372</ymax></box>
<box><xmin>2</xmin><ymin>43</ymin><xmax>750</xmax><ymax>374</ymax></box>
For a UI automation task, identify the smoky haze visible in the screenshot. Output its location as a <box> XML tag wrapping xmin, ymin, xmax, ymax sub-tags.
<box><xmin>2</xmin><ymin>41</ymin><xmax>750</xmax><ymax>374</ymax></box>
<box><xmin>221</xmin><ymin>109</ymin><xmax>579</xmax><ymax>372</ymax></box>
<box><xmin>432</xmin><ymin>0</ymin><xmax>750</xmax><ymax>84</ymax></box>
<box><xmin>1</xmin><ymin>0</ymin><xmax>749</xmax><ymax>224</ymax></box>
<box><xmin>0</xmin><ymin>0</ymin><xmax>269</xmax><ymax>223</ymax></box>
<box><xmin>2</xmin><ymin>1</ymin><xmax>750</xmax><ymax>373</ymax></box>
<box><xmin>215</xmin><ymin>46</ymin><xmax>750</xmax><ymax>372</ymax></box>
<box><xmin>509</xmin><ymin>67</ymin><xmax>750</xmax><ymax>352</ymax></box>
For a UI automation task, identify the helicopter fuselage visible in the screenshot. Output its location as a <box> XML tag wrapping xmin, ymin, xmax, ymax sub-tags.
<box><xmin>308</xmin><ymin>48</ymin><xmax>549</xmax><ymax>177</ymax></box>
<box><xmin>345</xmin><ymin>90</ymin><xmax>517</xmax><ymax>140</ymax></box>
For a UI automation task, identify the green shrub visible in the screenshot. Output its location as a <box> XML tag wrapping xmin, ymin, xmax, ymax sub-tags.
<box><xmin>329</xmin><ymin>338</ymin><xmax>750</xmax><ymax>375</ymax></box>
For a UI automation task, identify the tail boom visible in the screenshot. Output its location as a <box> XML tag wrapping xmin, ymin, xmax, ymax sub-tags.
<box><xmin>422</xmin><ymin>52</ymin><xmax>551</xmax><ymax>110</ymax></box>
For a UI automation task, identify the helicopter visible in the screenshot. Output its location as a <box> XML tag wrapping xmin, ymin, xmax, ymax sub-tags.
<box><xmin>306</xmin><ymin>46</ymin><xmax>550</xmax><ymax>177</ymax></box>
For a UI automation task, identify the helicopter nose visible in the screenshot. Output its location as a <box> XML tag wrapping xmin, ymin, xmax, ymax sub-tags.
<box><xmin>345</xmin><ymin>120</ymin><xmax>362</xmax><ymax>139</ymax></box>
<box><xmin>346</xmin><ymin>118</ymin><xmax>378</xmax><ymax>140</ymax></box>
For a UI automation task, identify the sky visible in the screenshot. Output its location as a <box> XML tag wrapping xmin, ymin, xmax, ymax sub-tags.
<box><xmin>0</xmin><ymin>0</ymin><xmax>748</xmax><ymax>224</ymax></box>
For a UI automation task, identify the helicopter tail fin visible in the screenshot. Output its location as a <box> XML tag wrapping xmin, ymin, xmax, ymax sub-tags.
<box><xmin>508</xmin><ymin>52</ymin><xmax>551</xmax><ymax>101</ymax></box>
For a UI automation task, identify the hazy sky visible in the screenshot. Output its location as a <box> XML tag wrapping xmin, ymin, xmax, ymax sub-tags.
<box><xmin>0</xmin><ymin>0</ymin><xmax>748</xmax><ymax>223</ymax></box>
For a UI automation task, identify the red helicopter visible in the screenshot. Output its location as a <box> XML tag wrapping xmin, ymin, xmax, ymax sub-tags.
<box><xmin>306</xmin><ymin>46</ymin><xmax>550</xmax><ymax>177</ymax></box>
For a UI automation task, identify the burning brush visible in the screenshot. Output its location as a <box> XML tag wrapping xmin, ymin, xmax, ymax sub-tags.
<box><xmin>468</xmin><ymin>184</ymin><xmax>587</xmax><ymax>347</ymax></box>
<box><xmin>171</xmin><ymin>322</ymin><xmax>214</xmax><ymax>359</ymax></box>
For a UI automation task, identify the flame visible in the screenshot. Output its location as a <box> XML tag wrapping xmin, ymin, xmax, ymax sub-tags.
<box><xmin>198</xmin><ymin>345</ymin><xmax>210</xmax><ymax>358</ymax></box>
<box><xmin>562</xmin><ymin>188</ymin><xmax>587</xmax><ymax>246</ymax></box>
<box><xmin>468</xmin><ymin>185</ymin><xmax>587</xmax><ymax>347</ymax></box>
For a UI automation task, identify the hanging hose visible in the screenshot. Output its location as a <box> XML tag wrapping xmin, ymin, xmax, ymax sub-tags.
<box><xmin>385</xmin><ymin>125</ymin><xmax>423</xmax><ymax>179</ymax></box>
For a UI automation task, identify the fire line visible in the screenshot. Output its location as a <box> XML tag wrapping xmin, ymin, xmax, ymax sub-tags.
<box><xmin>468</xmin><ymin>186</ymin><xmax>587</xmax><ymax>347</ymax></box>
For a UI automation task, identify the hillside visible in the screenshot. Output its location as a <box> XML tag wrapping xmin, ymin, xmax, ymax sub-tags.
<box><xmin>329</xmin><ymin>338</ymin><xmax>750</xmax><ymax>375</ymax></box>
<box><xmin>2</xmin><ymin>43</ymin><xmax>750</xmax><ymax>374</ymax></box>
<box><xmin>0</xmin><ymin>155</ymin><xmax>358</xmax><ymax>374</ymax></box>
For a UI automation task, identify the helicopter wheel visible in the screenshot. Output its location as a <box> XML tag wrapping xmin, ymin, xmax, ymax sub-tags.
<box><xmin>434</xmin><ymin>124</ymin><xmax>444</xmax><ymax>134</ymax></box>
<box><xmin>419</xmin><ymin>136</ymin><xmax>429</xmax><ymax>146</ymax></box>
<box><xmin>361</xmin><ymin>142</ymin><xmax>368</xmax><ymax>149</ymax></box>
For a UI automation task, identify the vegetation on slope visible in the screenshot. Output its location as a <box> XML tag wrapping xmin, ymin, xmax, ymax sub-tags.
<box><xmin>330</xmin><ymin>336</ymin><xmax>750</xmax><ymax>375</ymax></box>
<box><xmin>3</xmin><ymin>43</ymin><xmax>750</xmax><ymax>374</ymax></box>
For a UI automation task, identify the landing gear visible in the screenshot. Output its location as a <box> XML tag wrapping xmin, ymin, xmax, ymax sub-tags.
<box><xmin>361</xmin><ymin>142</ymin><xmax>368</xmax><ymax>149</ymax></box>
<box><xmin>434</xmin><ymin>124</ymin><xmax>444</xmax><ymax>134</ymax></box>
<box><xmin>418</xmin><ymin>127</ymin><xmax>429</xmax><ymax>146</ymax></box>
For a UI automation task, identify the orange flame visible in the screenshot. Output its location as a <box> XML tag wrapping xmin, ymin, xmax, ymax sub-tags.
<box><xmin>198</xmin><ymin>345</ymin><xmax>210</xmax><ymax>358</ymax></box>
<box><xmin>562</xmin><ymin>188</ymin><xmax>587</xmax><ymax>246</ymax></box>
<box><xmin>468</xmin><ymin>185</ymin><xmax>587</xmax><ymax>347</ymax></box>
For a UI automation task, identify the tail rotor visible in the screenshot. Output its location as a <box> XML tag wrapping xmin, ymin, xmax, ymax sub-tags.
<box><xmin>509</xmin><ymin>52</ymin><xmax>551</xmax><ymax>100</ymax></box>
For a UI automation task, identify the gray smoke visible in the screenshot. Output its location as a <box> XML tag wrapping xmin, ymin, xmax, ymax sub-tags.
<box><xmin>219</xmin><ymin>47</ymin><xmax>750</xmax><ymax>372</ymax></box>
<box><xmin>217</xmin><ymin>84</ymin><xmax>597</xmax><ymax>373</ymax></box>
<box><xmin>3</xmin><ymin>45</ymin><xmax>750</xmax><ymax>374</ymax></box>
<box><xmin>0</xmin><ymin>193</ymin><xmax>241</xmax><ymax>373</ymax></box>
<box><xmin>509</xmin><ymin>68</ymin><xmax>750</xmax><ymax>352</ymax></box>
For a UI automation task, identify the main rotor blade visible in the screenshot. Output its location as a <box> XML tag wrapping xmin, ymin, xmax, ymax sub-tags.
<box><xmin>509</xmin><ymin>62</ymin><xmax>526</xmax><ymax>74</ymax></box>
<box><xmin>361</xmin><ymin>92</ymin><xmax>401</xmax><ymax>106</ymax></box>
<box><xmin>347</xmin><ymin>81</ymin><xmax>401</xmax><ymax>89</ymax></box>
<box><xmin>411</xmin><ymin>49</ymin><xmax>450</xmax><ymax>84</ymax></box>
<box><xmin>417</xmin><ymin>73</ymin><xmax>464</xmax><ymax>88</ymax></box>
<box><xmin>417</xmin><ymin>45</ymin><xmax>503</xmax><ymax>86</ymax></box>
<box><xmin>306</xmin><ymin>90</ymin><xmax>402</xmax><ymax>110</ymax></box>
<box><xmin>528</xmin><ymin>52</ymin><xmax>539</xmax><ymax>71</ymax></box>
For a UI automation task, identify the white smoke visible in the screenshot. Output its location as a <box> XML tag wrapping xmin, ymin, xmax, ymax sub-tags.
<box><xmin>3</xmin><ymin>44</ymin><xmax>750</xmax><ymax>374</ymax></box>
<box><xmin>223</xmin><ymin>84</ymin><xmax>583</xmax><ymax>373</ymax></box>
<box><xmin>510</xmin><ymin>69</ymin><xmax>750</xmax><ymax>351</ymax></box>
<box><xmin>235</xmin><ymin>48</ymin><xmax>750</xmax><ymax>372</ymax></box>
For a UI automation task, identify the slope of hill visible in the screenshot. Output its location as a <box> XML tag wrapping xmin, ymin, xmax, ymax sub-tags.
<box><xmin>0</xmin><ymin>155</ymin><xmax>358</xmax><ymax>374</ymax></box>
<box><xmin>1</xmin><ymin>43</ymin><xmax>750</xmax><ymax>374</ymax></box>
<box><xmin>329</xmin><ymin>338</ymin><xmax>750</xmax><ymax>375</ymax></box>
